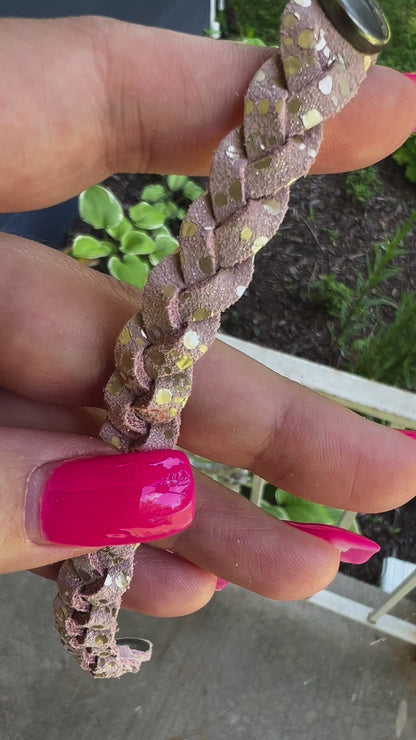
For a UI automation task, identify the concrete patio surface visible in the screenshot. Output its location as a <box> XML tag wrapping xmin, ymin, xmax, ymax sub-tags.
<box><xmin>0</xmin><ymin>570</ymin><xmax>415</xmax><ymax>740</ymax></box>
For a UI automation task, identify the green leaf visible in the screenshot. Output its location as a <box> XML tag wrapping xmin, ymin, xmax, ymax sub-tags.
<box><xmin>406</xmin><ymin>161</ymin><xmax>416</xmax><ymax>183</ymax></box>
<box><xmin>152</xmin><ymin>200</ymin><xmax>179</xmax><ymax>221</ymax></box>
<box><xmin>242</xmin><ymin>37</ymin><xmax>266</xmax><ymax>46</ymax></box>
<box><xmin>275</xmin><ymin>489</ymin><xmax>342</xmax><ymax>525</ymax></box>
<box><xmin>152</xmin><ymin>225</ymin><xmax>171</xmax><ymax>238</ymax></box>
<box><xmin>154</xmin><ymin>234</ymin><xmax>178</xmax><ymax>252</ymax></box>
<box><xmin>128</xmin><ymin>202</ymin><xmax>165</xmax><ymax>229</ymax></box>
<box><xmin>120</xmin><ymin>230</ymin><xmax>156</xmax><ymax>255</ymax></box>
<box><xmin>106</xmin><ymin>217</ymin><xmax>133</xmax><ymax>241</ymax></box>
<box><xmin>260</xmin><ymin>501</ymin><xmax>290</xmax><ymax>520</ymax></box>
<box><xmin>148</xmin><ymin>254</ymin><xmax>164</xmax><ymax>267</ymax></box>
<box><xmin>166</xmin><ymin>175</ymin><xmax>188</xmax><ymax>192</ymax></box>
<box><xmin>71</xmin><ymin>235</ymin><xmax>115</xmax><ymax>259</ymax></box>
<box><xmin>183</xmin><ymin>180</ymin><xmax>204</xmax><ymax>201</ymax></box>
<box><xmin>108</xmin><ymin>255</ymin><xmax>150</xmax><ymax>290</ymax></box>
<box><xmin>148</xmin><ymin>234</ymin><xmax>179</xmax><ymax>266</ymax></box>
<box><xmin>79</xmin><ymin>185</ymin><xmax>123</xmax><ymax>230</ymax></box>
<box><xmin>140</xmin><ymin>183</ymin><xmax>167</xmax><ymax>202</ymax></box>
<box><xmin>393</xmin><ymin>135</ymin><xmax>416</xmax><ymax>184</ymax></box>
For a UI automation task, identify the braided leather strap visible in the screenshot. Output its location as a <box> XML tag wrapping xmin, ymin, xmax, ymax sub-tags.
<box><xmin>54</xmin><ymin>546</ymin><xmax>151</xmax><ymax>678</ymax></box>
<box><xmin>54</xmin><ymin>0</ymin><xmax>377</xmax><ymax>678</ymax></box>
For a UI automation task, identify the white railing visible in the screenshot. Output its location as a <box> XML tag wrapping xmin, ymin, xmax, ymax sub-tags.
<box><xmin>209</xmin><ymin>0</ymin><xmax>224</xmax><ymax>38</ymax></box>
<box><xmin>218</xmin><ymin>334</ymin><xmax>416</xmax><ymax>645</ymax></box>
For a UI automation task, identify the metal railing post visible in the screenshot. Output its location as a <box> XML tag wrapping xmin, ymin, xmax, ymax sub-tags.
<box><xmin>367</xmin><ymin>570</ymin><xmax>416</xmax><ymax>624</ymax></box>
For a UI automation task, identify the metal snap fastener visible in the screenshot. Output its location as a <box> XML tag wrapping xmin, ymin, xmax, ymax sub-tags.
<box><xmin>116</xmin><ymin>637</ymin><xmax>152</xmax><ymax>652</ymax></box>
<box><xmin>317</xmin><ymin>0</ymin><xmax>391</xmax><ymax>53</ymax></box>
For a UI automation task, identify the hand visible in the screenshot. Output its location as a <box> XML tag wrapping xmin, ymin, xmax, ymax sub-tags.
<box><xmin>1</xmin><ymin>16</ymin><xmax>416</xmax><ymax>618</ymax></box>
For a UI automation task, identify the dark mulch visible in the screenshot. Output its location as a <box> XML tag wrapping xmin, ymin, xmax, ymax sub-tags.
<box><xmin>221</xmin><ymin>156</ymin><xmax>416</xmax><ymax>586</ymax></box>
<box><xmin>69</xmin><ymin>156</ymin><xmax>416</xmax><ymax>587</ymax></box>
<box><xmin>341</xmin><ymin>503</ymin><xmax>416</xmax><ymax>584</ymax></box>
<box><xmin>221</xmin><ymin>157</ymin><xmax>416</xmax><ymax>365</ymax></box>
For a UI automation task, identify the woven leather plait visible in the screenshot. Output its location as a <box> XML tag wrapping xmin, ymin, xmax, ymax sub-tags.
<box><xmin>54</xmin><ymin>0</ymin><xmax>376</xmax><ymax>678</ymax></box>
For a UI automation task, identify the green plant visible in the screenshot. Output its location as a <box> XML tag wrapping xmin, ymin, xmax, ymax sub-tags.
<box><xmin>307</xmin><ymin>211</ymin><xmax>416</xmax><ymax>385</ymax></box>
<box><xmin>324</xmin><ymin>227</ymin><xmax>339</xmax><ymax>245</ymax></box>
<box><xmin>68</xmin><ymin>176</ymin><xmax>203</xmax><ymax>289</ymax></box>
<box><xmin>261</xmin><ymin>489</ymin><xmax>360</xmax><ymax>531</ymax></box>
<box><xmin>393</xmin><ymin>135</ymin><xmax>416</xmax><ymax>184</ymax></box>
<box><xmin>353</xmin><ymin>290</ymin><xmax>416</xmax><ymax>389</ymax></box>
<box><xmin>225</xmin><ymin>0</ymin><xmax>283</xmax><ymax>45</ymax></box>
<box><xmin>227</xmin><ymin>0</ymin><xmax>416</xmax><ymax>70</ymax></box>
<box><xmin>226</xmin><ymin>0</ymin><xmax>416</xmax><ymax>69</ymax></box>
<box><xmin>378</xmin><ymin>0</ymin><xmax>416</xmax><ymax>71</ymax></box>
<box><xmin>306</xmin><ymin>205</ymin><xmax>315</xmax><ymax>224</ymax></box>
<box><xmin>239</xmin><ymin>26</ymin><xmax>266</xmax><ymax>45</ymax></box>
<box><xmin>344</xmin><ymin>166</ymin><xmax>383</xmax><ymax>205</ymax></box>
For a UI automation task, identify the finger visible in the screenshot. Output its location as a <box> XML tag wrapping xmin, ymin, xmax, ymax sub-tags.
<box><xmin>1</xmin><ymin>427</ymin><xmax>338</xmax><ymax>603</ymax></box>
<box><xmin>1</xmin><ymin>428</ymin><xmax>110</xmax><ymax>573</ymax></box>
<box><xmin>0</xmin><ymin>15</ymin><xmax>414</xmax><ymax>209</ymax></box>
<box><xmin>123</xmin><ymin>547</ymin><xmax>216</xmax><ymax>617</ymax></box>
<box><xmin>152</xmin><ymin>470</ymin><xmax>340</xmax><ymax>600</ymax></box>
<box><xmin>0</xmin><ymin>234</ymin><xmax>138</xmax><ymax>405</ymax></box>
<box><xmin>2</xmin><ymin>239</ymin><xmax>416</xmax><ymax>516</ymax></box>
<box><xmin>0</xmin><ymin>388</ymin><xmax>104</xmax><ymax>436</ymax></box>
<box><xmin>33</xmin><ymin>548</ymin><xmax>218</xmax><ymax>618</ymax></box>
<box><xmin>316</xmin><ymin>67</ymin><xmax>416</xmax><ymax>173</ymax></box>
<box><xmin>184</xmin><ymin>341</ymin><xmax>416</xmax><ymax>515</ymax></box>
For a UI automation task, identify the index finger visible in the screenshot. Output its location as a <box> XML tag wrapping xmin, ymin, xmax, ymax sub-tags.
<box><xmin>2</xmin><ymin>240</ymin><xmax>416</xmax><ymax>517</ymax></box>
<box><xmin>0</xmin><ymin>16</ymin><xmax>415</xmax><ymax>210</ymax></box>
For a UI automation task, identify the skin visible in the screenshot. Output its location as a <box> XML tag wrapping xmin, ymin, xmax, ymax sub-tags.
<box><xmin>1</xmin><ymin>16</ymin><xmax>416</xmax><ymax>618</ymax></box>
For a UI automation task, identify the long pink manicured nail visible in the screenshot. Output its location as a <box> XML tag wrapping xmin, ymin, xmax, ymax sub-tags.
<box><xmin>25</xmin><ymin>450</ymin><xmax>194</xmax><ymax>546</ymax></box>
<box><xmin>398</xmin><ymin>429</ymin><xmax>416</xmax><ymax>440</ymax></box>
<box><xmin>285</xmin><ymin>521</ymin><xmax>380</xmax><ymax>564</ymax></box>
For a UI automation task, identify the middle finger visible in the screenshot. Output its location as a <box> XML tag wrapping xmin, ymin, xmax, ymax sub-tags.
<box><xmin>2</xmin><ymin>237</ymin><xmax>416</xmax><ymax>516</ymax></box>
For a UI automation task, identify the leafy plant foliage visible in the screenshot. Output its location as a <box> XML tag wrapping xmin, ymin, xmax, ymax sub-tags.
<box><xmin>68</xmin><ymin>177</ymin><xmax>203</xmax><ymax>289</ymax></box>
<box><xmin>307</xmin><ymin>211</ymin><xmax>416</xmax><ymax>388</ymax></box>
<box><xmin>227</xmin><ymin>0</ymin><xmax>416</xmax><ymax>72</ymax></box>
<box><xmin>393</xmin><ymin>135</ymin><xmax>416</xmax><ymax>184</ymax></box>
<box><xmin>344</xmin><ymin>166</ymin><xmax>383</xmax><ymax>205</ymax></box>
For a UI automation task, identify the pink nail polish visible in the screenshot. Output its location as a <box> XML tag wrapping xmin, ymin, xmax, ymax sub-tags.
<box><xmin>398</xmin><ymin>428</ymin><xmax>416</xmax><ymax>440</ymax></box>
<box><xmin>284</xmin><ymin>521</ymin><xmax>380</xmax><ymax>564</ymax></box>
<box><xmin>25</xmin><ymin>450</ymin><xmax>194</xmax><ymax>546</ymax></box>
<box><xmin>215</xmin><ymin>578</ymin><xmax>229</xmax><ymax>591</ymax></box>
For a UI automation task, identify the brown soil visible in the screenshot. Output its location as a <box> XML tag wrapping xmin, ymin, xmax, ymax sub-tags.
<box><xmin>71</xmin><ymin>156</ymin><xmax>416</xmax><ymax>587</ymax></box>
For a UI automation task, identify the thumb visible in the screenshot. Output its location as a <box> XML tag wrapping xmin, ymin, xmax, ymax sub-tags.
<box><xmin>1</xmin><ymin>428</ymin><xmax>194</xmax><ymax>573</ymax></box>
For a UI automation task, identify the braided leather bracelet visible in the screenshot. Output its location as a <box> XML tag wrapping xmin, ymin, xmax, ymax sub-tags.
<box><xmin>53</xmin><ymin>0</ymin><xmax>390</xmax><ymax>678</ymax></box>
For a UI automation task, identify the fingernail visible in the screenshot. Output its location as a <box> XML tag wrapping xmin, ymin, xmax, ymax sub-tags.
<box><xmin>215</xmin><ymin>578</ymin><xmax>229</xmax><ymax>591</ymax></box>
<box><xmin>25</xmin><ymin>450</ymin><xmax>194</xmax><ymax>546</ymax></box>
<box><xmin>398</xmin><ymin>428</ymin><xmax>416</xmax><ymax>440</ymax></box>
<box><xmin>284</xmin><ymin>521</ymin><xmax>380</xmax><ymax>564</ymax></box>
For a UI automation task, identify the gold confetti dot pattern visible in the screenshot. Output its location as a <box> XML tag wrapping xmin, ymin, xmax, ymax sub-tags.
<box><xmin>181</xmin><ymin>221</ymin><xmax>198</xmax><ymax>237</ymax></box>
